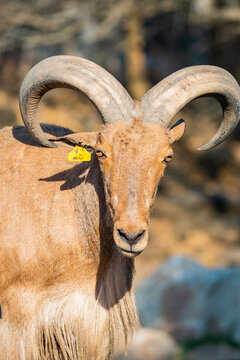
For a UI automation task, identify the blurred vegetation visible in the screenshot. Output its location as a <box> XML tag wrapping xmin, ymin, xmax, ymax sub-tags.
<box><xmin>0</xmin><ymin>0</ymin><xmax>239</xmax><ymax>278</ymax></box>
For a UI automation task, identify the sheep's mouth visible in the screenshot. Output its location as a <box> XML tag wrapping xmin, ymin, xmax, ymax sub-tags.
<box><xmin>117</xmin><ymin>246</ymin><xmax>143</xmax><ymax>258</ymax></box>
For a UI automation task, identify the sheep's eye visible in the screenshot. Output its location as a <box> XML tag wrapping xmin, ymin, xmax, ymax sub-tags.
<box><xmin>163</xmin><ymin>155</ymin><xmax>173</xmax><ymax>163</ymax></box>
<box><xmin>95</xmin><ymin>150</ymin><xmax>106</xmax><ymax>158</ymax></box>
<box><xmin>85</xmin><ymin>146</ymin><xmax>94</xmax><ymax>153</ymax></box>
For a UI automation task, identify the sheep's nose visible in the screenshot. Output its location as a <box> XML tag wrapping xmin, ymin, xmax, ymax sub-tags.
<box><xmin>117</xmin><ymin>229</ymin><xmax>146</xmax><ymax>246</ymax></box>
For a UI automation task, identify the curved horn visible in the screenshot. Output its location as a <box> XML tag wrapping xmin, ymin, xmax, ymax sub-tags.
<box><xmin>140</xmin><ymin>66</ymin><xmax>240</xmax><ymax>150</ymax></box>
<box><xmin>19</xmin><ymin>55</ymin><xmax>134</xmax><ymax>148</ymax></box>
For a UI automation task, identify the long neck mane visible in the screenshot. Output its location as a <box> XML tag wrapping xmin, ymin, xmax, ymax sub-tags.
<box><xmin>36</xmin><ymin>156</ymin><xmax>139</xmax><ymax>359</ymax></box>
<box><xmin>66</xmin><ymin>157</ymin><xmax>140</xmax><ymax>358</ymax></box>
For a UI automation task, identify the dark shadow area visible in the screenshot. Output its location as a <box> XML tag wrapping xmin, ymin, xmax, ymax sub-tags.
<box><xmin>40</xmin><ymin>161</ymin><xmax>90</xmax><ymax>191</ymax></box>
<box><xmin>12</xmin><ymin>124</ymin><xmax>74</xmax><ymax>147</ymax></box>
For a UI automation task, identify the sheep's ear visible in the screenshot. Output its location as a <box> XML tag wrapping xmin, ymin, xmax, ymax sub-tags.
<box><xmin>49</xmin><ymin>132</ymin><xmax>99</xmax><ymax>149</ymax></box>
<box><xmin>168</xmin><ymin>119</ymin><xmax>185</xmax><ymax>144</ymax></box>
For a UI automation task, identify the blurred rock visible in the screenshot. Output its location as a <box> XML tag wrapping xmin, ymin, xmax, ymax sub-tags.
<box><xmin>114</xmin><ymin>328</ymin><xmax>179</xmax><ymax>360</ymax></box>
<box><xmin>136</xmin><ymin>256</ymin><xmax>240</xmax><ymax>343</ymax></box>
<box><xmin>187</xmin><ymin>344</ymin><xmax>240</xmax><ymax>360</ymax></box>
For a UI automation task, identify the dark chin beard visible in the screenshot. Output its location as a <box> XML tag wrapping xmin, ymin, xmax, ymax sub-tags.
<box><xmin>103</xmin><ymin>182</ymin><xmax>115</xmax><ymax>218</ymax></box>
<box><xmin>104</xmin><ymin>196</ymin><xmax>115</xmax><ymax>229</ymax></box>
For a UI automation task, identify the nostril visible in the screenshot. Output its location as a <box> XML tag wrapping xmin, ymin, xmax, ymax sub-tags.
<box><xmin>117</xmin><ymin>229</ymin><xmax>128</xmax><ymax>242</ymax></box>
<box><xmin>132</xmin><ymin>230</ymin><xmax>145</xmax><ymax>243</ymax></box>
<box><xmin>117</xmin><ymin>229</ymin><xmax>146</xmax><ymax>245</ymax></box>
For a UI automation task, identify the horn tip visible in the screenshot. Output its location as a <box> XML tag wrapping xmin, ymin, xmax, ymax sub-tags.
<box><xmin>49</xmin><ymin>143</ymin><xmax>58</xmax><ymax>149</ymax></box>
<box><xmin>197</xmin><ymin>144</ymin><xmax>213</xmax><ymax>151</ymax></box>
<box><xmin>197</xmin><ymin>147</ymin><xmax>205</xmax><ymax>151</ymax></box>
<box><xmin>46</xmin><ymin>140</ymin><xmax>58</xmax><ymax>148</ymax></box>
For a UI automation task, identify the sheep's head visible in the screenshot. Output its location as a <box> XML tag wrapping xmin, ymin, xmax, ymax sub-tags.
<box><xmin>19</xmin><ymin>56</ymin><xmax>240</xmax><ymax>257</ymax></box>
<box><xmin>44</xmin><ymin>114</ymin><xmax>184</xmax><ymax>257</ymax></box>
<box><xmin>91</xmin><ymin>117</ymin><xmax>184</xmax><ymax>257</ymax></box>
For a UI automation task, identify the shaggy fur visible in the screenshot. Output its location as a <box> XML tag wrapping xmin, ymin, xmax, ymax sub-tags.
<box><xmin>0</xmin><ymin>119</ymin><xmax>183</xmax><ymax>359</ymax></box>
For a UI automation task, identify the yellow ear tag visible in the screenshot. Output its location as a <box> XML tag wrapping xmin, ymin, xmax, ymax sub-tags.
<box><xmin>68</xmin><ymin>145</ymin><xmax>91</xmax><ymax>162</ymax></box>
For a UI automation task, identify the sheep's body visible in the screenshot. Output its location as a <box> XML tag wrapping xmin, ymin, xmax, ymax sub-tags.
<box><xmin>0</xmin><ymin>125</ymin><xmax>138</xmax><ymax>360</ymax></box>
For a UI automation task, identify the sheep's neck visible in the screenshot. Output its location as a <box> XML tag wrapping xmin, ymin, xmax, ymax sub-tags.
<box><xmin>71</xmin><ymin>159</ymin><xmax>136</xmax><ymax>300</ymax></box>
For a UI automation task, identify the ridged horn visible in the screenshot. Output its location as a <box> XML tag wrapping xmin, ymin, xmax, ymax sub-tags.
<box><xmin>19</xmin><ymin>55</ymin><xmax>134</xmax><ymax>148</ymax></box>
<box><xmin>140</xmin><ymin>65</ymin><xmax>240</xmax><ymax>150</ymax></box>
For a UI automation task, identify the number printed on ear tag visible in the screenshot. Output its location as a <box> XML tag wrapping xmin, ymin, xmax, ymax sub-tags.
<box><xmin>68</xmin><ymin>145</ymin><xmax>91</xmax><ymax>162</ymax></box>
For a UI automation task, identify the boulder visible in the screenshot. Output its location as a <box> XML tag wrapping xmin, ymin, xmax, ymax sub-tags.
<box><xmin>114</xmin><ymin>328</ymin><xmax>180</xmax><ymax>360</ymax></box>
<box><xmin>136</xmin><ymin>256</ymin><xmax>240</xmax><ymax>343</ymax></box>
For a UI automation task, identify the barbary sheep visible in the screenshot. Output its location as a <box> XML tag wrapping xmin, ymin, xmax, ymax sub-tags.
<box><xmin>0</xmin><ymin>55</ymin><xmax>239</xmax><ymax>360</ymax></box>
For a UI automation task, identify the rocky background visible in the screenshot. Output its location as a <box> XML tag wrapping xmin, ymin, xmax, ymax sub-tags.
<box><xmin>0</xmin><ymin>0</ymin><xmax>240</xmax><ymax>358</ymax></box>
<box><xmin>115</xmin><ymin>256</ymin><xmax>240</xmax><ymax>360</ymax></box>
